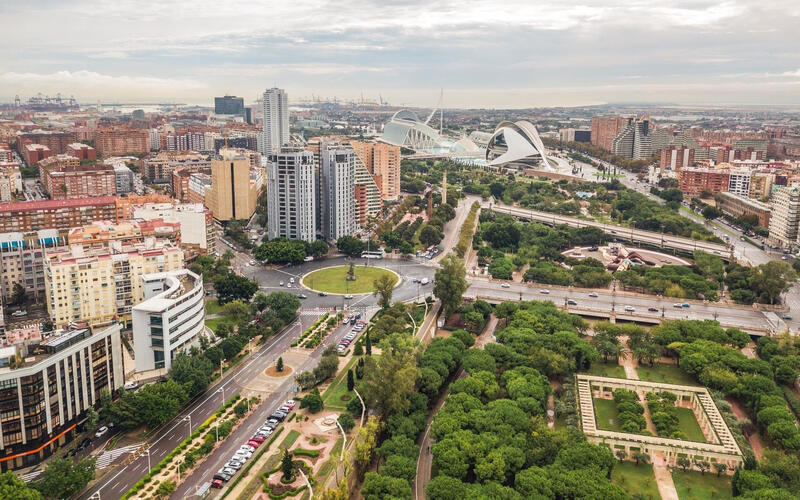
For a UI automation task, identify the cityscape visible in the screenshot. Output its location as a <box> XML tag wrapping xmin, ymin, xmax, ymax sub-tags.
<box><xmin>1</xmin><ymin>1</ymin><xmax>800</xmax><ymax>500</ymax></box>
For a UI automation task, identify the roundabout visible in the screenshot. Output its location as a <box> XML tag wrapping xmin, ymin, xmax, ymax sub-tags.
<box><xmin>301</xmin><ymin>265</ymin><xmax>399</xmax><ymax>295</ymax></box>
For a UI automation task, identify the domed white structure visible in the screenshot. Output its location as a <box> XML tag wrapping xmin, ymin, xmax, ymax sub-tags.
<box><xmin>381</xmin><ymin>109</ymin><xmax>444</xmax><ymax>151</ymax></box>
<box><xmin>486</xmin><ymin>120</ymin><xmax>551</xmax><ymax>169</ymax></box>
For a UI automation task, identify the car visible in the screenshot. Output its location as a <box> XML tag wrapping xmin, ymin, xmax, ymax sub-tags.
<box><xmin>648</xmin><ymin>307</ymin><xmax>659</xmax><ymax>312</ymax></box>
<box><xmin>298</xmin><ymin>294</ymin><xmax>307</xmax><ymax>299</ymax></box>
<box><xmin>213</xmin><ymin>473</ymin><xmax>232</xmax><ymax>482</ymax></box>
<box><xmin>344</xmin><ymin>294</ymin><xmax>354</xmax><ymax>299</ymax></box>
<box><xmin>318</xmin><ymin>291</ymin><xmax>328</xmax><ymax>296</ymax></box>
<box><xmin>270</xmin><ymin>413</ymin><xmax>285</xmax><ymax>422</ymax></box>
<box><xmin>412</xmin><ymin>277</ymin><xmax>421</xmax><ymax>283</ymax></box>
<box><xmin>249</xmin><ymin>260</ymin><xmax>256</xmax><ymax>266</ymax></box>
<box><xmin>342</xmin><ymin>316</ymin><xmax>350</xmax><ymax>324</ymax></box>
<box><xmin>290</xmin><ymin>278</ymin><xmax>295</xmax><ymax>283</ymax></box>
<box><xmin>567</xmin><ymin>299</ymin><xmax>578</xmax><ymax>306</ymax></box>
<box><xmin>588</xmin><ymin>292</ymin><xmax>599</xmax><ymax>298</ymax></box>
<box><xmin>624</xmin><ymin>306</ymin><xmax>635</xmax><ymax>312</ymax></box>
<box><xmin>285</xmin><ymin>400</ymin><xmax>296</xmax><ymax>409</ymax></box>
<box><xmin>77</xmin><ymin>438</ymin><xmax>92</xmax><ymax>451</ymax></box>
<box><xmin>673</xmin><ymin>303</ymin><xmax>683</xmax><ymax>308</ymax></box>
<box><xmin>278</xmin><ymin>405</ymin><xmax>291</xmax><ymax>413</ymax></box>
<box><xmin>211</xmin><ymin>479</ymin><xmax>224</xmax><ymax>489</ymax></box>
<box><xmin>267</xmin><ymin>418</ymin><xmax>279</xmax><ymax>425</ymax></box>
<box><xmin>233</xmin><ymin>450</ymin><xmax>252</xmax><ymax>460</ymax></box>
<box><xmin>420</xmin><ymin>278</ymin><xmax>430</xmax><ymax>285</ymax></box>
<box><xmin>681</xmin><ymin>303</ymin><xmax>690</xmax><ymax>308</ymax></box>
<box><xmin>226</xmin><ymin>460</ymin><xmax>243</xmax><ymax>470</ymax></box>
<box><xmin>783</xmin><ymin>315</ymin><xmax>793</xmax><ymax>321</ymax></box>
<box><xmin>501</xmin><ymin>283</ymin><xmax>511</xmax><ymax>288</ymax></box>
<box><xmin>239</xmin><ymin>444</ymin><xmax>255</xmax><ymax>452</ymax></box>
<box><xmin>279</xmin><ymin>281</ymin><xmax>284</xmax><ymax>286</ymax></box>
<box><xmin>304</xmin><ymin>256</ymin><xmax>314</xmax><ymax>262</ymax></box>
<box><xmin>94</xmin><ymin>426</ymin><xmax>109</xmax><ymax>438</ymax></box>
<box><xmin>11</xmin><ymin>310</ymin><xmax>27</xmax><ymax>317</ymax></box>
<box><xmin>539</xmin><ymin>289</ymin><xmax>550</xmax><ymax>294</ymax></box>
<box><xmin>123</xmin><ymin>381</ymin><xmax>139</xmax><ymax>391</ymax></box>
<box><xmin>255</xmin><ymin>430</ymin><xmax>270</xmax><ymax>438</ymax></box>
<box><xmin>247</xmin><ymin>440</ymin><xmax>260</xmax><ymax>448</ymax></box>
<box><xmin>588</xmin><ymin>246</ymin><xmax>599</xmax><ymax>252</ymax></box>
<box><xmin>286</xmin><ymin>283</ymin><xmax>291</xmax><ymax>288</ymax></box>
<box><xmin>251</xmin><ymin>435</ymin><xmax>265</xmax><ymax>443</ymax></box>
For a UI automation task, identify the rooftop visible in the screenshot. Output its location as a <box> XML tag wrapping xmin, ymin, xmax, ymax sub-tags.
<box><xmin>0</xmin><ymin>195</ymin><xmax>117</xmax><ymax>213</ymax></box>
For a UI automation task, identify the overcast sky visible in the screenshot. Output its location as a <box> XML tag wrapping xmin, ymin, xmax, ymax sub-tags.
<box><xmin>1</xmin><ymin>0</ymin><xmax>799</xmax><ymax>108</ymax></box>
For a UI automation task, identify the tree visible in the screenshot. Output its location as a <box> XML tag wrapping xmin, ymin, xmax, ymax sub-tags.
<box><xmin>632</xmin><ymin>450</ymin><xmax>650</xmax><ymax>466</ymax></box>
<box><xmin>434</xmin><ymin>255</ymin><xmax>469</xmax><ymax>319</ymax></box>
<box><xmin>85</xmin><ymin>407</ymin><xmax>99</xmax><ymax>433</ymax></box>
<box><xmin>615</xmin><ymin>450</ymin><xmax>627</xmax><ymax>461</ymax></box>
<box><xmin>338</xmin><ymin>413</ymin><xmax>355</xmax><ymax>432</ymax></box>
<box><xmin>0</xmin><ymin>471</ymin><xmax>42</xmax><ymax>499</ymax></box>
<box><xmin>365</xmin><ymin>332</ymin><xmax>372</xmax><ymax>356</ymax></box>
<box><xmin>750</xmin><ymin>261</ymin><xmax>796</xmax><ymax>305</ymax></box>
<box><xmin>381</xmin><ymin>454</ymin><xmax>416</xmax><ymax>481</ymax></box>
<box><xmin>714</xmin><ymin>462</ymin><xmax>728</xmax><ymax>477</ymax></box>
<box><xmin>170</xmin><ymin>352</ymin><xmax>214</xmax><ymax>397</ymax></box>
<box><xmin>337</xmin><ymin>235</ymin><xmax>365</xmax><ymax>256</ymax></box>
<box><xmin>361</xmin><ymin>472</ymin><xmax>412</xmax><ymax>500</ymax></box>
<box><xmin>358</xmin><ymin>333</ymin><xmax>420</xmax><ymax>416</ymax></box>
<box><xmin>373</xmin><ymin>274</ymin><xmax>395</xmax><ymax>309</ymax></box>
<box><xmin>34</xmin><ymin>457</ymin><xmax>96</xmax><ymax>499</ymax></box>
<box><xmin>701</xmin><ymin>205</ymin><xmax>722</xmax><ymax>220</ymax></box>
<box><xmin>10</xmin><ymin>282</ymin><xmax>26</xmax><ymax>307</ymax></box>
<box><xmin>99</xmin><ymin>388</ymin><xmax>113</xmax><ymax>417</ymax></box>
<box><xmin>676</xmin><ymin>456</ymin><xmax>691</xmax><ymax>471</ymax></box>
<box><xmin>264</xmin><ymin>291</ymin><xmax>302</xmax><ymax>323</ymax></box>
<box><xmin>426</xmin><ymin>475</ymin><xmax>469</xmax><ymax>500</ymax></box>
<box><xmin>347</xmin><ymin>369</ymin><xmax>354</xmax><ymax>391</ymax></box>
<box><xmin>300</xmin><ymin>388</ymin><xmax>323</xmax><ymax>413</ymax></box>
<box><xmin>309</xmin><ymin>239</ymin><xmax>329</xmax><ymax>258</ymax></box>
<box><xmin>155</xmin><ymin>480</ymin><xmax>176</xmax><ymax>498</ymax></box>
<box><xmin>419</xmin><ymin>224</ymin><xmax>443</xmax><ymax>246</ymax></box>
<box><xmin>276</xmin><ymin>357</ymin><xmax>284</xmax><ymax>372</ymax></box>
<box><xmin>221</xmin><ymin>300</ymin><xmax>250</xmax><ymax>323</ymax></box>
<box><xmin>695</xmin><ymin>459</ymin><xmax>710</xmax><ymax>475</ymax></box>
<box><xmin>213</xmin><ymin>272</ymin><xmax>258</xmax><ymax>304</ymax></box>
<box><xmin>281</xmin><ymin>449</ymin><xmax>294</xmax><ymax>481</ymax></box>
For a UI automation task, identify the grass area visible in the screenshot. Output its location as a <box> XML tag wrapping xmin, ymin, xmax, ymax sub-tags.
<box><xmin>636</xmin><ymin>363</ymin><xmax>700</xmax><ymax>386</ymax></box>
<box><xmin>322</xmin><ymin>356</ymin><xmax>360</xmax><ymax>410</ymax></box>
<box><xmin>674</xmin><ymin>407</ymin><xmax>707</xmax><ymax>443</ymax></box>
<box><xmin>205</xmin><ymin>298</ymin><xmax>224</xmax><ymax>315</ymax></box>
<box><xmin>205</xmin><ymin>316</ymin><xmax>232</xmax><ymax>334</ymax></box>
<box><xmin>316</xmin><ymin>437</ymin><xmax>344</xmax><ymax>483</ymax></box>
<box><xmin>611</xmin><ymin>461</ymin><xmax>660</xmax><ymax>500</ymax></box>
<box><xmin>303</xmin><ymin>266</ymin><xmax>397</xmax><ymax>294</ymax></box>
<box><xmin>584</xmin><ymin>361</ymin><xmax>626</xmax><ymax>379</ymax></box>
<box><xmin>594</xmin><ymin>397</ymin><xmax>622</xmax><ymax>432</ymax></box>
<box><xmin>672</xmin><ymin>469</ymin><xmax>732</xmax><ymax>500</ymax></box>
<box><xmin>282</xmin><ymin>429</ymin><xmax>301</xmax><ymax>449</ymax></box>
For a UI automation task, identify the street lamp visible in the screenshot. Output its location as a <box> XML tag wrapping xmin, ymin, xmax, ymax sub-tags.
<box><xmin>143</xmin><ymin>448</ymin><xmax>152</xmax><ymax>473</ymax></box>
<box><xmin>217</xmin><ymin>385</ymin><xmax>225</xmax><ymax>403</ymax></box>
<box><xmin>183</xmin><ymin>415</ymin><xmax>192</xmax><ymax>437</ymax></box>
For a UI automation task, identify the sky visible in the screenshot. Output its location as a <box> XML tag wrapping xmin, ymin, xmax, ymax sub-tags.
<box><xmin>1</xmin><ymin>0</ymin><xmax>799</xmax><ymax>108</ymax></box>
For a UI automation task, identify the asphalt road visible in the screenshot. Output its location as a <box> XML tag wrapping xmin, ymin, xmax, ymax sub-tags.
<box><xmin>80</xmin><ymin>315</ymin><xmax>319</xmax><ymax>500</ymax></box>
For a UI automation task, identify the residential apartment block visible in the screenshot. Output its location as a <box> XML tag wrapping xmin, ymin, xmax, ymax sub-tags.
<box><xmin>677</xmin><ymin>168</ymin><xmax>731</xmax><ymax>196</ymax></box>
<box><xmin>319</xmin><ymin>145</ymin><xmax>356</xmax><ymax>240</ymax></box>
<box><xmin>591</xmin><ymin>116</ymin><xmax>629</xmax><ymax>151</ymax></box>
<box><xmin>267</xmin><ymin>147</ymin><xmax>316</xmax><ymax>242</ymax></box>
<box><xmin>0</xmin><ymin>197</ymin><xmax>118</xmax><ymax>233</ymax></box>
<box><xmin>94</xmin><ymin>128</ymin><xmax>149</xmax><ymax>157</ymax></box>
<box><xmin>207</xmin><ymin>148</ymin><xmax>263</xmax><ymax>221</ymax></box>
<box><xmin>350</xmin><ymin>141</ymin><xmax>400</xmax><ymax>202</ymax></box>
<box><xmin>769</xmin><ymin>186</ymin><xmax>800</xmax><ymax>248</ymax></box>
<box><xmin>259</xmin><ymin>87</ymin><xmax>289</xmax><ymax>154</ymax></box>
<box><xmin>716</xmin><ymin>191</ymin><xmax>771</xmax><ymax>228</ymax></box>
<box><xmin>41</xmin><ymin>163</ymin><xmax>117</xmax><ymax>199</ymax></box>
<box><xmin>0</xmin><ymin>229</ymin><xmax>65</xmax><ymax>303</ymax></box>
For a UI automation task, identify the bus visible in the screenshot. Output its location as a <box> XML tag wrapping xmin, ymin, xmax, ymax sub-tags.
<box><xmin>361</xmin><ymin>249</ymin><xmax>384</xmax><ymax>259</ymax></box>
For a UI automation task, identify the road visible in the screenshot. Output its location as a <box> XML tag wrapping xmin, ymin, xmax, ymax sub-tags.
<box><xmin>485</xmin><ymin>200</ymin><xmax>730</xmax><ymax>256</ymax></box>
<box><xmin>433</xmin><ymin>194</ymin><xmax>480</xmax><ymax>263</ymax></box>
<box><xmin>172</xmin><ymin>318</ymin><xmax>359</xmax><ymax>499</ymax></box>
<box><xmin>80</xmin><ymin>315</ymin><xmax>320</xmax><ymax>500</ymax></box>
<box><xmin>465</xmin><ymin>277</ymin><xmax>782</xmax><ymax>334</ymax></box>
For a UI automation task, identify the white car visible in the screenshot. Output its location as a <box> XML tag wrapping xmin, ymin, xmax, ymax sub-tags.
<box><xmin>624</xmin><ymin>306</ymin><xmax>636</xmax><ymax>312</ymax></box>
<box><xmin>539</xmin><ymin>289</ymin><xmax>550</xmax><ymax>294</ymax></box>
<box><xmin>11</xmin><ymin>310</ymin><xmax>27</xmax><ymax>317</ymax></box>
<box><xmin>94</xmin><ymin>426</ymin><xmax>109</xmax><ymax>438</ymax></box>
<box><xmin>501</xmin><ymin>283</ymin><xmax>511</xmax><ymax>288</ymax></box>
<box><xmin>344</xmin><ymin>294</ymin><xmax>354</xmax><ymax>299</ymax></box>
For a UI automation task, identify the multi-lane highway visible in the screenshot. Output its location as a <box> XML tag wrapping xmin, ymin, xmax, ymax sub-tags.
<box><xmin>465</xmin><ymin>277</ymin><xmax>783</xmax><ymax>335</ymax></box>
<box><xmin>485</xmin><ymin>201</ymin><xmax>731</xmax><ymax>256</ymax></box>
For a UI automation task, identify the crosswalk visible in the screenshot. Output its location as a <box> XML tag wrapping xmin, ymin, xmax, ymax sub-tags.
<box><xmin>299</xmin><ymin>308</ymin><xmax>334</xmax><ymax>316</ymax></box>
<box><xmin>19</xmin><ymin>469</ymin><xmax>43</xmax><ymax>482</ymax></box>
<box><xmin>94</xmin><ymin>443</ymin><xmax>144</xmax><ymax>470</ymax></box>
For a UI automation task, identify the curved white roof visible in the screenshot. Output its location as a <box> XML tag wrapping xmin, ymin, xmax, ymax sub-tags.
<box><xmin>486</xmin><ymin>120</ymin><xmax>550</xmax><ymax>168</ymax></box>
<box><xmin>381</xmin><ymin>109</ymin><xmax>443</xmax><ymax>151</ymax></box>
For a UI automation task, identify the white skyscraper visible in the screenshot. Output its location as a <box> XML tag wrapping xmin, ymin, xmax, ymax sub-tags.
<box><xmin>259</xmin><ymin>87</ymin><xmax>289</xmax><ymax>154</ymax></box>
<box><xmin>267</xmin><ymin>146</ymin><xmax>316</xmax><ymax>242</ymax></box>
<box><xmin>320</xmin><ymin>144</ymin><xmax>356</xmax><ymax>240</ymax></box>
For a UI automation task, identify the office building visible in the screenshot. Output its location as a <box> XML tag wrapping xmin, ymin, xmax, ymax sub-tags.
<box><xmin>0</xmin><ymin>197</ymin><xmax>118</xmax><ymax>233</ymax></box>
<box><xmin>94</xmin><ymin>129</ymin><xmax>149</xmax><ymax>157</ymax></box>
<box><xmin>591</xmin><ymin>116</ymin><xmax>629</xmax><ymax>151</ymax></box>
<box><xmin>0</xmin><ymin>324</ymin><xmax>124</xmax><ymax>471</ymax></box>
<box><xmin>207</xmin><ymin>148</ymin><xmax>263</xmax><ymax>221</ymax></box>
<box><xmin>267</xmin><ymin>147</ymin><xmax>316</xmax><ymax>242</ymax></box>
<box><xmin>319</xmin><ymin>145</ymin><xmax>356</xmax><ymax>240</ymax></box>
<box><xmin>660</xmin><ymin>146</ymin><xmax>694</xmax><ymax>170</ymax></box>
<box><xmin>41</xmin><ymin>164</ymin><xmax>117</xmax><ymax>199</ymax></box>
<box><xmin>0</xmin><ymin>229</ymin><xmax>65</xmax><ymax>303</ymax></box>
<box><xmin>717</xmin><ymin>192</ymin><xmax>771</xmax><ymax>228</ymax></box>
<box><xmin>259</xmin><ymin>88</ymin><xmax>289</xmax><ymax>154</ymax></box>
<box><xmin>44</xmin><ymin>243</ymin><xmax>184</xmax><ymax>329</ymax></box>
<box><xmin>214</xmin><ymin>95</ymin><xmax>245</xmax><ymax>116</ymax></box>
<box><xmin>65</xmin><ymin>143</ymin><xmax>96</xmax><ymax>161</ymax></box>
<box><xmin>769</xmin><ymin>186</ymin><xmax>800</xmax><ymax>248</ymax></box>
<box><xmin>133</xmin><ymin>269</ymin><xmax>204</xmax><ymax>373</ymax></box>
<box><xmin>351</xmin><ymin>141</ymin><xmax>400</xmax><ymax>202</ymax></box>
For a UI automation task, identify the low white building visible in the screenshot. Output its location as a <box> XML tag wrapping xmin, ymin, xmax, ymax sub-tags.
<box><xmin>133</xmin><ymin>269</ymin><xmax>205</xmax><ymax>372</ymax></box>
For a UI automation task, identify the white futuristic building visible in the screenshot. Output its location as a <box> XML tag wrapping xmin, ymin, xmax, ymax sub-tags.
<box><xmin>486</xmin><ymin>120</ymin><xmax>551</xmax><ymax>170</ymax></box>
<box><xmin>133</xmin><ymin>269</ymin><xmax>205</xmax><ymax>372</ymax></box>
<box><xmin>381</xmin><ymin>109</ymin><xmax>444</xmax><ymax>151</ymax></box>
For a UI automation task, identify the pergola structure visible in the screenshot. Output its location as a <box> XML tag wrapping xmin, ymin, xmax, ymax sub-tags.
<box><xmin>576</xmin><ymin>374</ymin><xmax>742</xmax><ymax>472</ymax></box>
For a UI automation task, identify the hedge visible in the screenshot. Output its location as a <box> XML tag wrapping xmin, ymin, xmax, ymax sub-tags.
<box><xmin>292</xmin><ymin>448</ymin><xmax>320</xmax><ymax>458</ymax></box>
<box><xmin>267</xmin><ymin>485</ymin><xmax>307</xmax><ymax>499</ymax></box>
<box><xmin>219</xmin><ymin>427</ymin><xmax>285</xmax><ymax>500</ymax></box>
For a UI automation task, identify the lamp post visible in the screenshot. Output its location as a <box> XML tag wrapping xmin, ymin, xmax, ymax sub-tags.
<box><xmin>143</xmin><ymin>448</ymin><xmax>152</xmax><ymax>473</ymax></box>
<box><xmin>183</xmin><ymin>415</ymin><xmax>192</xmax><ymax>437</ymax></box>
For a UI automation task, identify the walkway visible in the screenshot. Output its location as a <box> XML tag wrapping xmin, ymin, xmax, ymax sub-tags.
<box><xmin>727</xmin><ymin>397</ymin><xmax>764</xmax><ymax>459</ymax></box>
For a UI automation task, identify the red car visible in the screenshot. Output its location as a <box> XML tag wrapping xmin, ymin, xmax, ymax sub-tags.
<box><xmin>251</xmin><ymin>435</ymin><xmax>265</xmax><ymax>443</ymax></box>
<box><xmin>211</xmin><ymin>479</ymin><xmax>224</xmax><ymax>489</ymax></box>
<box><xmin>247</xmin><ymin>440</ymin><xmax>260</xmax><ymax>448</ymax></box>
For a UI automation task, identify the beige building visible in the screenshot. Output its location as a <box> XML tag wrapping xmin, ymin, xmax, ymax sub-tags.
<box><xmin>44</xmin><ymin>242</ymin><xmax>184</xmax><ymax>329</ymax></box>
<box><xmin>206</xmin><ymin>148</ymin><xmax>263</xmax><ymax>221</ymax></box>
<box><xmin>351</xmin><ymin>141</ymin><xmax>400</xmax><ymax>201</ymax></box>
<box><xmin>769</xmin><ymin>186</ymin><xmax>800</xmax><ymax>248</ymax></box>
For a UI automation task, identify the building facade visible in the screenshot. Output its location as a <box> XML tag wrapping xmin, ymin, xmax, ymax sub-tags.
<box><xmin>17</xmin><ymin>132</ymin><xmax>74</xmax><ymax>155</ymax></box>
<box><xmin>727</xmin><ymin>169</ymin><xmax>752</xmax><ymax>198</ymax></box>
<box><xmin>94</xmin><ymin>129</ymin><xmax>149</xmax><ymax>157</ymax></box>
<box><xmin>677</xmin><ymin>168</ymin><xmax>731</xmax><ymax>196</ymax></box>
<box><xmin>65</xmin><ymin>143</ymin><xmax>96</xmax><ymax>161</ymax></box>
<box><xmin>611</xmin><ymin>118</ymin><xmax>653</xmax><ymax>160</ymax></box>
<box><xmin>143</xmin><ymin>152</ymin><xmax>210</xmax><ymax>185</ymax></box>
<box><xmin>319</xmin><ymin>145</ymin><xmax>356</xmax><ymax>240</ymax></box>
<box><xmin>22</xmin><ymin>144</ymin><xmax>52</xmax><ymax>166</ymax></box>
<box><xmin>214</xmin><ymin>95</ymin><xmax>245</xmax><ymax>116</ymax></box>
<box><xmin>207</xmin><ymin>149</ymin><xmax>260</xmax><ymax>221</ymax></box>
<box><xmin>0</xmin><ymin>197</ymin><xmax>118</xmax><ymax>233</ymax></box>
<box><xmin>133</xmin><ymin>269</ymin><xmax>204</xmax><ymax>373</ymax></box>
<box><xmin>716</xmin><ymin>191</ymin><xmax>771</xmax><ymax>228</ymax></box>
<box><xmin>41</xmin><ymin>164</ymin><xmax>117</xmax><ymax>199</ymax></box>
<box><xmin>259</xmin><ymin>88</ymin><xmax>289</xmax><ymax>154</ymax></box>
<box><xmin>351</xmin><ymin>141</ymin><xmax>400</xmax><ymax>202</ymax></box>
<box><xmin>769</xmin><ymin>186</ymin><xmax>800</xmax><ymax>248</ymax></box>
<box><xmin>591</xmin><ymin>116</ymin><xmax>629</xmax><ymax>151</ymax></box>
<box><xmin>267</xmin><ymin>147</ymin><xmax>316</xmax><ymax>242</ymax></box>
<box><xmin>660</xmin><ymin>146</ymin><xmax>694</xmax><ymax>170</ymax></box>
<box><xmin>0</xmin><ymin>229</ymin><xmax>65</xmax><ymax>303</ymax></box>
<box><xmin>131</xmin><ymin>202</ymin><xmax>216</xmax><ymax>253</ymax></box>
<box><xmin>0</xmin><ymin>324</ymin><xmax>124</xmax><ymax>471</ymax></box>
<box><xmin>44</xmin><ymin>243</ymin><xmax>184</xmax><ymax>329</ymax></box>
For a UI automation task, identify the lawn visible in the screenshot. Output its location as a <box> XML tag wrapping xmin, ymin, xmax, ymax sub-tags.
<box><xmin>205</xmin><ymin>298</ymin><xmax>224</xmax><ymax>315</ymax></box>
<box><xmin>584</xmin><ymin>361</ymin><xmax>627</xmax><ymax>379</ymax></box>
<box><xmin>674</xmin><ymin>407</ymin><xmax>707</xmax><ymax>443</ymax></box>
<box><xmin>611</xmin><ymin>461</ymin><xmax>660</xmax><ymax>500</ymax></box>
<box><xmin>205</xmin><ymin>316</ymin><xmax>232</xmax><ymax>334</ymax></box>
<box><xmin>636</xmin><ymin>363</ymin><xmax>700</xmax><ymax>386</ymax></box>
<box><xmin>594</xmin><ymin>397</ymin><xmax>622</xmax><ymax>432</ymax></box>
<box><xmin>303</xmin><ymin>266</ymin><xmax>398</xmax><ymax>294</ymax></box>
<box><xmin>672</xmin><ymin>469</ymin><xmax>732</xmax><ymax>500</ymax></box>
<box><xmin>322</xmin><ymin>356</ymin><xmax>360</xmax><ymax>410</ymax></box>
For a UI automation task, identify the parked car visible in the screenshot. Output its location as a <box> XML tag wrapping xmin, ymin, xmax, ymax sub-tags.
<box><xmin>251</xmin><ymin>435</ymin><xmax>265</xmax><ymax>443</ymax></box>
<box><xmin>285</xmin><ymin>400</ymin><xmax>296</xmax><ymax>409</ymax></box>
<box><xmin>213</xmin><ymin>472</ymin><xmax>232</xmax><ymax>483</ymax></box>
<box><xmin>247</xmin><ymin>440</ymin><xmax>260</xmax><ymax>448</ymax></box>
<box><xmin>211</xmin><ymin>479</ymin><xmax>224</xmax><ymax>489</ymax></box>
<box><xmin>123</xmin><ymin>381</ymin><xmax>139</xmax><ymax>391</ymax></box>
<box><xmin>226</xmin><ymin>460</ymin><xmax>243</xmax><ymax>470</ymax></box>
<box><xmin>783</xmin><ymin>315</ymin><xmax>793</xmax><ymax>321</ymax></box>
<box><xmin>94</xmin><ymin>426</ymin><xmax>109</xmax><ymax>438</ymax></box>
<box><xmin>298</xmin><ymin>294</ymin><xmax>307</xmax><ymax>299</ymax></box>
<box><xmin>239</xmin><ymin>444</ymin><xmax>255</xmax><ymax>453</ymax></box>
<box><xmin>681</xmin><ymin>303</ymin><xmax>690</xmax><ymax>308</ymax></box>
<box><xmin>11</xmin><ymin>309</ymin><xmax>27</xmax><ymax>317</ymax></box>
